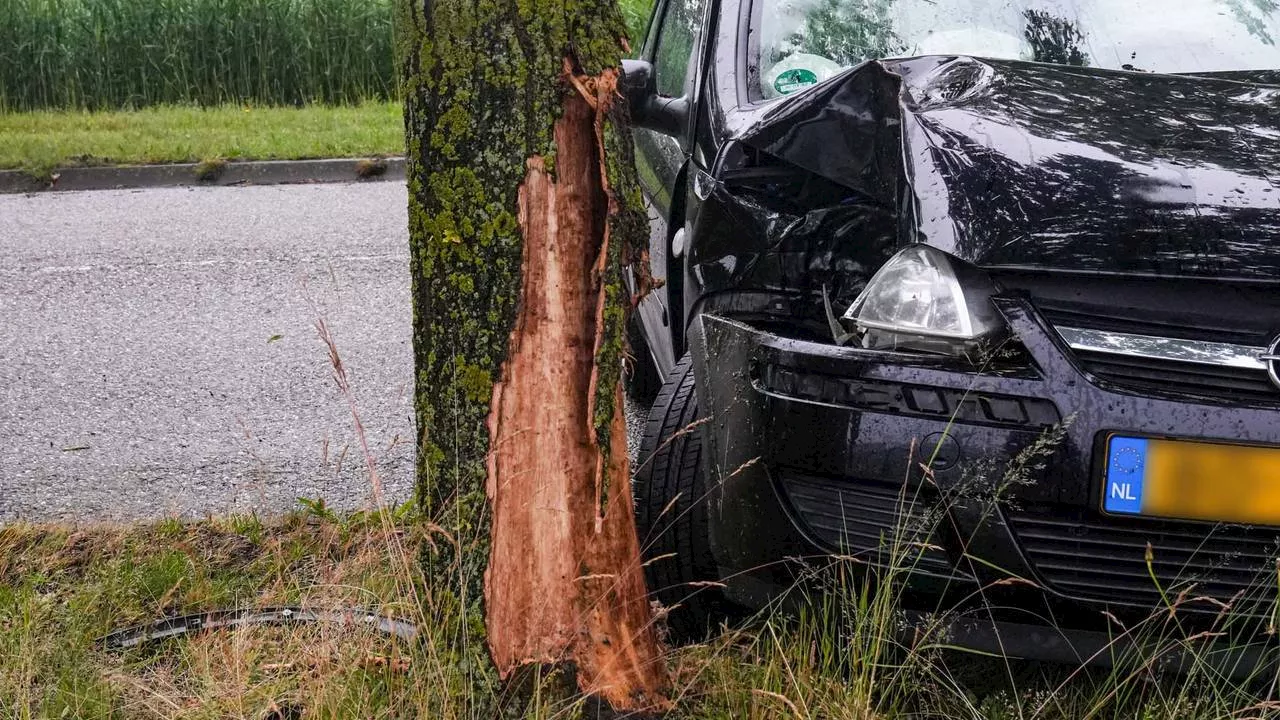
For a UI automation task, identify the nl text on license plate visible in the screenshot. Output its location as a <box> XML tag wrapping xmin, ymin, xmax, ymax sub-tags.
<box><xmin>1103</xmin><ymin>435</ymin><xmax>1280</xmax><ymax>525</ymax></box>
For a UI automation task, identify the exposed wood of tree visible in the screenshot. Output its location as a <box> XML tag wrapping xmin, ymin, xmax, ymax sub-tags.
<box><xmin>399</xmin><ymin>0</ymin><xmax>669</xmax><ymax>710</ymax></box>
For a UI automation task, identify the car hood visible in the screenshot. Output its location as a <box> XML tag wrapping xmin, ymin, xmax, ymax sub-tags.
<box><xmin>734</xmin><ymin>55</ymin><xmax>1280</xmax><ymax>280</ymax></box>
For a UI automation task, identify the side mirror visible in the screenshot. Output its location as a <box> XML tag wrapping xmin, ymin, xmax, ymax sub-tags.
<box><xmin>620</xmin><ymin>59</ymin><xmax>690</xmax><ymax>138</ymax></box>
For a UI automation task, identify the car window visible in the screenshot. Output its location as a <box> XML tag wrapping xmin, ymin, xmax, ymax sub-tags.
<box><xmin>755</xmin><ymin>0</ymin><xmax>1280</xmax><ymax>99</ymax></box>
<box><xmin>653</xmin><ymin>0</ymin><xmax>706</xmax><ymax>97</ymax></box>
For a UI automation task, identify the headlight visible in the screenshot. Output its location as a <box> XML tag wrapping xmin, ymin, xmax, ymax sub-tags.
<box><xmin>842</xmin><ymin>244</ymin><xmax>1004</xmax><ymax>354</ymax></box>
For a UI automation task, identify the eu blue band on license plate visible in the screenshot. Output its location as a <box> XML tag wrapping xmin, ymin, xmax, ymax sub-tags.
<box><xmin>1103</xmin><ymin>436</ymin><xmax>1149</xmax><ymax>514</ymax></box>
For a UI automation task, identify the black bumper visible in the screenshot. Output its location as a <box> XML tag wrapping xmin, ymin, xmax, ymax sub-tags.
<box><xmin>687</xmin><ymin>296</ymin><xmax>1280</xmax><ymax>641</ymax></box>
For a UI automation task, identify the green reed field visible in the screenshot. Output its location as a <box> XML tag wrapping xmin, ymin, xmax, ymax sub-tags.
<box><xmin>0</xmin><ymin>0</ymin><xmax>654</xmax><ymax>113</ymax></box>
<box><xmin>0</xmin><ymin>0</ymin><xmax>395</xmax><ymax>111</ymax></box>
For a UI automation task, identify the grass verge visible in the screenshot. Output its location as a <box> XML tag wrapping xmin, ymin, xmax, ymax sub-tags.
<box><xmin>3</xmin><ymin>510</ymin><xmax>937</xmax><ymax>718</ymax></box>
<box><xmin>0</xmin><ymin>103</ymin><xmax>404</xmax><ymax>175</ymax></box>
<box><xmin>6</xmin><ymin>504</ymin><xmax>1280</xmax><ymax>719</ymax></box>
<box><xmin>0</xmin><ymin>507</ymin><xmax>560</xmax><ymax>719</ymax></box>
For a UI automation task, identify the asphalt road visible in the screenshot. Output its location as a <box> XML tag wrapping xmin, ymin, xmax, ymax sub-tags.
<box><xmin>1</xmin><ymin>182</ymin><xmax>651</xmax><ymax>523</ymax></box>
<box><xmin>0</xmin><ymin>183</ymin><xmax>416</xmax><ymax>521</ymax></box>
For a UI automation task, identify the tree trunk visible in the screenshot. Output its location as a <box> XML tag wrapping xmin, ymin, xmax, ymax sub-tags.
<box><xmin>399</xmin><ymin>0</ymin><xmax>670</xmax><ymax>711</ymax></box>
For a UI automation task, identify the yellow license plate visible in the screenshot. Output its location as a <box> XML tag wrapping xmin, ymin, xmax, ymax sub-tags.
<box><xmin>1103</xmin><ymin>435</ymin><xmax>1280</xmax><ymax>525</ymax></box>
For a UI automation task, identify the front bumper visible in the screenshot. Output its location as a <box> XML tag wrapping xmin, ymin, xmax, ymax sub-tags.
<box><xmin>688</xmin><ymin>295</ymin><xmax>1280</xmax><ymax>635</ymax></box>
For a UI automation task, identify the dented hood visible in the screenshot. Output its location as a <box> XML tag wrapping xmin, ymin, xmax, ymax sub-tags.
<box><xmin>736</xmin><ymin>56</ymin><xmax>1280</xmax><ymax>280</ymax></box>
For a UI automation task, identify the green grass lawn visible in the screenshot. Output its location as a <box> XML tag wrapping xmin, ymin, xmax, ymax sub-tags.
<box><xmin>0</xmin><ymin>102</ymin><xmax>404</xmax><ymax>173</ymax></box>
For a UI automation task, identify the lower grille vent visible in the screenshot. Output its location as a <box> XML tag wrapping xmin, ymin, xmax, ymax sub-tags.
<box><xmin>777</xmin><ymin>469</ymin><xmax>968</xmax><ymax>579</ymax></box>
<box><xmin>1008</xmin><ymin>506</ymin><xmax>1280</xmax><ymax>614</ymax></box>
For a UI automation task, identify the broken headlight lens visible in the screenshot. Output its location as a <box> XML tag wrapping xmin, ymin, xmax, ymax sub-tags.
<box><xmin>842</xmin><ymin>245</ymin><xmax>1004</xmax><ymax>354</ymax></box>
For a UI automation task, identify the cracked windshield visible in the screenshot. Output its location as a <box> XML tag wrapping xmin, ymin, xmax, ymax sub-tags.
<box><xmin>758</xmin><ymin>0</ymin><xmax>1280</xmax><ymax>97</ymax></box>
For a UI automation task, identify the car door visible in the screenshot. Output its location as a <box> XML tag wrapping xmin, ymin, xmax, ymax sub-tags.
<box><xmin>632</xmin><ymin>0</ymin><xmax>706</xmax><ymax>375</ymax></box>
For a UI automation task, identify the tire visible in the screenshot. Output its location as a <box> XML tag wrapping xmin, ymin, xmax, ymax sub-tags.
<box><xmin>624</xmin><ymin>316</ymin><xmax>663</xmax><ymax>404</ymax></box>
<box><xmin>634</xmin><ymin>353</ymin><xmax>728</xmax><ymax>640</ymax></box>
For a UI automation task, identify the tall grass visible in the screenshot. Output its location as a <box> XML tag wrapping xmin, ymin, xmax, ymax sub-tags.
<box><xmin>0</xmin><ymin>0</ymin><xmax>656</xmax><ymax>112</ymax></box>
<box><xmin>667</xmin><ymin>418</ymin><xmax>1280</xmax><ymax>719</ymax></box>
<box><xmin>0</xmin><ymin>0</ymin><xmax>396</xmax><ymax>112</ymax></box>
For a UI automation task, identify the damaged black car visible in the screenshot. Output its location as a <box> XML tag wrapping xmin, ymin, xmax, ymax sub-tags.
<box><xmin>621</xmin><ymin>0</ymin><xmax>1280</xmax><ymax>665</ymax></box>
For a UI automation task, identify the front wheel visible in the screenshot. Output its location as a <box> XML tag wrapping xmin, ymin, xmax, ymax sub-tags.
<box><xmin>633</xmin><ymin>354</ymin><xmax>730</xmax><ymax>641</ymax></box>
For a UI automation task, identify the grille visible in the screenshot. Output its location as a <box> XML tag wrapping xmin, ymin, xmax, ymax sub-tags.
<box><xmin>1037</xmin><ymin>304</ymin><xmax>1270</xmax><ymax>347</ymax></box>
<box><xmin>1038</xmin><ymin>307</ymin><xmax>1280</xmax><ymax>406</ymax></box>
<box><xmin>1073</xmin><ymin>349</ymin><xmax>1278</xmax><ymax>405</ymax></box>
<box><xmin>777</xmin><ymin>469</ymin><xmax>968</xmax><ymax>578</ymax></box>
<box><xmin>1007</xmin><ymin>506</ymin><xmax>1280</xmax><ymax>613</ymax></box>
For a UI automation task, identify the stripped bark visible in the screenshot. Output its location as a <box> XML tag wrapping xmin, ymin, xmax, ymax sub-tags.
<box><xmin>485</xmin><ymin>74</ymin><xmax>669</xmax><ymax>709</ymax></box>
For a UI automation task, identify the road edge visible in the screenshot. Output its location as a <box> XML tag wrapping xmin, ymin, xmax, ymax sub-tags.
<box><xmin>0</xmin><ymin>157</ymin><xmax>406</xmax><ymax>194</ymax></box>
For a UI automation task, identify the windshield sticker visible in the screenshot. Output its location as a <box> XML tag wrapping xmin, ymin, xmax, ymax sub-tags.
<box><xmin>774</xmin><ymin>68</ymin><xmax>819</xmax><ymax>94</ymax></box>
